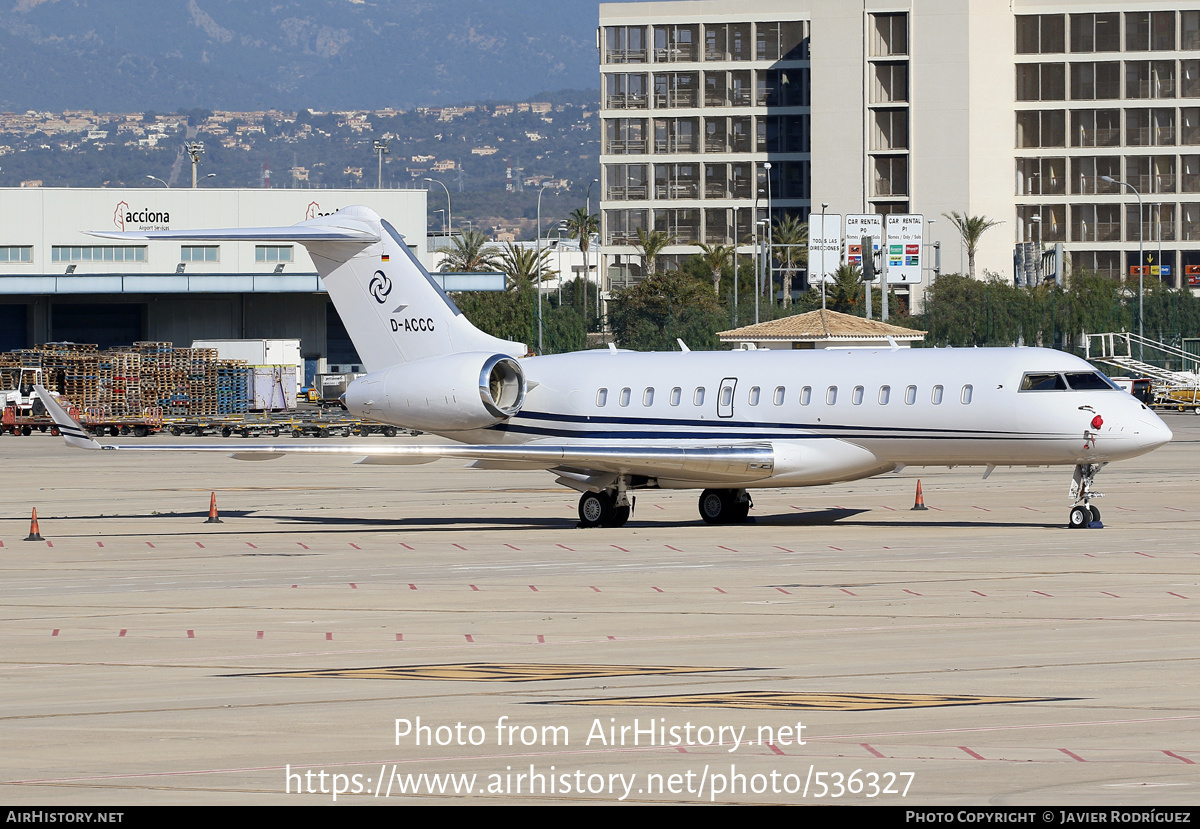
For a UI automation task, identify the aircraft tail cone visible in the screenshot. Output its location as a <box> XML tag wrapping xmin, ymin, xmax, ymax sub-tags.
<box><xmin>911</xmin><ymin>480</ymin><xmax>929</xmax><ymax>511</ymax></box>
<box><xmin>24</xmin><ymin>508</ymin><xmax>43</xmax><ymax>541</ymax></box>
<box><xmin>205</xmin><ymin>492</ymin><xmax>223</xmax><ymax>524</ymax></box>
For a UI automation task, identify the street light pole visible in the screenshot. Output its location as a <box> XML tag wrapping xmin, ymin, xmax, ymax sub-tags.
<box><xmin>763</xmin><ymin>162</ymin><xmax>773</xmax><ymax>305</ymax></box>
<box><xmin>145</xmin><ymin>175</ymin><xmax>168</xmax><ymax>188</ymax></box>
<box><xmin>819</xmin><ymin>202</ymin><xmax>828</xmax><ymax>311</ymax></box>
<box><xmin>373</xmin><ymin>139</ymin><xmax>389</xmax><ymax>189</ymax></box>
<box><xmin>185</xmin><ymin>142</ymin><xmax>205</xmax><ymax>188</ymax></box>
<box><xmin>1102</xmin><ymin>175</ymin><xmax>1144</xmax><ymax>358</ymax></box>
<box><xmin>536</xmin><ymin>184</ymin><xmax>550</xmax><ymax>355</ymax></box>
<box><xmin>424</xmin><ymin>177</ymin><xmax>452</xmax><ymax>238</ymax></box>
<box><xmin>1029</xmin><ymin>214</ymin><xmax>1042</xmax><ymax>286</ymax></box>
<box><xmin>586</xmin><ymin>178</ymin><xmax>598</xmax><ymax>321</ymax></box>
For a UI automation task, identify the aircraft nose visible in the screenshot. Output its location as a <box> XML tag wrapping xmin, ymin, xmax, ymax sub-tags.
<box><xmin>1136</xmin><ymin>414</ymin><xmax>1172</xmax><ymax>451</ymax></box>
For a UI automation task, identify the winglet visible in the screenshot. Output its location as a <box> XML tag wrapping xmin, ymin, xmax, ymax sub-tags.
<box><xmin>34</xmin><ymin>385</ymin><xmax>102</xmax><ymax>450</ymax></box>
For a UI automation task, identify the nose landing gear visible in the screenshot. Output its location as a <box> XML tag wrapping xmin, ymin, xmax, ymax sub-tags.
<box><xmin>1068</xmin><ymin>463</ymin><xmax>1106</xmax><ymax>529</ymax></box>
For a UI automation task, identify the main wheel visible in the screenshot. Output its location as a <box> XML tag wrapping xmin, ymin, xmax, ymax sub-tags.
<box><xmin>1068</xmin><ymin>505</ymin><xmax>1089</xmax><ymax>529</ymax></box>
<box><xmin>1089</xmin><ymin>505</ymin><xmax>1101</xmax><ymax>523</ymax></box>
<box><xmin>731</xmin><ymin>499</ymin><xmax>751</xmax><ymax>523</ymax></box>
<box><xmin>699</xmin><ymin>489</ymin><xmax>732</xmax><ymax>524</ymax></box>
<box><xmin>578</xmin><ymin>491</ymin><xmax>613</xmax><ymax>528</ymax></box>
<box><xmin>607</xmin><ymin>505</ymin><xmax>631</xmax><ymax>528</ymax></box>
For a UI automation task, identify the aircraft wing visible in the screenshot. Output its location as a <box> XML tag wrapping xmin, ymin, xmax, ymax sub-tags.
<box><xmin>36</xmin><ymin>386</ymin><xmax>774</xmax><ymax>483</ymax></box>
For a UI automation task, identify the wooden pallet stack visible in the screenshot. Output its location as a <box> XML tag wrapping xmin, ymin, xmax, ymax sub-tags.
<box><xmin>0</xmin><ymin>342</ymin><xmax>251</xmax><ymax>416</ymax></box>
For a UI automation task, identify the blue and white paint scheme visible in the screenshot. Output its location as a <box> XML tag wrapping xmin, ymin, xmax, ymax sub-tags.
<box><xmin>42</xmin><ymin>206</ymin><xmax>1172</xmax><ymax>529</ymax></box>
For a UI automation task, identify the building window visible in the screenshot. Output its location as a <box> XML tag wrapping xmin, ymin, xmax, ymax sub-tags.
<box><xmin>1070</xmin><ymin>13</ymin><xmax>1120</xmax><ymax>53</ymax></box>
<box><xmin>1071</xmin><ymin>156</ymin><xmax>1121</xmax><ymax>195</ymax></box>
<box><xmin>1016</xmin><ymin>14</ymin><xmax>1065</xmax><ymax>54</ymax></box>
<box><xmin>1018</xmin><ymin>205</ymin><xmax>1067</xmax><ymax>242</ymax></box>
<box><xmin>1015</xmin><ymin>110</ymin><xmax>1065</xmax><ymax>148</ymax></box>
<box><xmin>1126</xmin><ymin>202</ymin><xmax>1175</xmax><ymax>241</ymax></box>
<box><xmin>604</xmin><ymin>118</ymin><xmax>648</xmax><ymax>155</ymax></box>
<box><xmin>1070</xmin><ymin>62</ymin><xmax>1121</xmax><ymax>100</ymax></box>
<box><xmin>653</xmin><ymin>24</ymin><xmax>698</xmax><ymax>62</ymax></box>
<box><xmin>604</xmin><ymin>26</ymin><xmax>648</xmax><ymax>64</ymax></box>
<box><xmin>52</xmin><ymin>246</ymin><xmax>146</xmax><ymax>263</ymax></box>
<box><xmin>1071</xmin><ymin>204</ymin><xmax>1121</xmax><ymax>242</ymax></box>
<box><xmin>1071</xmin><ymin>109</ymin><xmax>1120</xmax><ymax>147</ymax></box>
<box><xmin>606</xmin><ymin>164</ymin><xmax>649</xmax><ymax>200</ymax></box>
<box><xmin>872</xmin><ymin>109</ymin><xmax>909</xmax><ymax>150</ymax></box>
<box><xmin>653</xmin><ymin>71</ymin><xmax>700</xmax><ymax>108</ymax></box>
<box><xmin>1184</xmin><ymin>61</ymin><xmax>1200</xmax><ymax>98</ymax></box>
<box><xmin>1017</xmin><ymin>63</ymin><xmax>1066</xmax><ymax>101</ymax></box>
<box><xmin>0</xmin><ymin>246</ymin><xmax>32</xmax><ymax>263</ymax></box>
<box><xmin>1125</xmin><ymin>61</ymin><xmax>1175</xmax><ymax>100</ymax></box>
<box><xmin>871</xmin><ymin>13</ymin><xmax>907</xmax><ymax>57</ymax></box>
<box><xmin>1125</xmin><ymin>108</ymin><xmax>1175</xmax><ymax>147</ymax></box>
<box><xmin>180</xmin><ymin>245</ymin><xmax>219</xmax><ymax>263</ymax></box>
<box><xmin>605</xmin><ymin>73</ymin><xmax>648</xmax><ymax>110</ymax></box>
<box><xmin>871</xmin><ymin>62</ymin><xmax>909</xmax><ymax>103</ymax></box>
<box><xmin>1016</xmin><ymin>157</ymin><xmax>1065</xmax><ymax>196</ymax></box>
<box><xmin>873</xmin><ymin>156</ymin><xmax>908</xmax><ymax>197</ymax></box>
<box><xmin>1185</xmin><ymin>12</ymin><xmax>1200</xmax><ymax>50</ymax></box>
<box><xmin>1125</xmin><ymin>154</ymin><xmax>1177</xmax><ymax>194</ymax></box>
<box><xmin>1125</xmin><ymin>11</ymin><xmax>1175</xmax><ymax>52</ymax></box>
<box><xmin>254</xmin><ymin>246</ymin><xmax>293</xmax><ymax>263</ymax></box>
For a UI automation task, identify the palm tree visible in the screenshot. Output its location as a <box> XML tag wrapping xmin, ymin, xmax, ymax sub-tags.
<box><xmin>438</xmin><ymin>228</ymin><xmax>500</xmax><ymax>272</ymax></box>
<box><xmin>634</xmin><ymin>228</ymin><xmax>675</xmax><ymax>279</ymax></box>
<box><xmin>696</xmin><ymin>242</ymin><xmax>733</xmax><ymax>294</ymax></box>
<box><xmin>771</xmin><ymin>215</ymin><xmax>808</xmax><ymax>306</ymax></box>
<box><xmin>943</xmin><ymin>212</ymin><xmax>1002</xmax><ymax>280</ymax></box>
<box><xmin>565</xmin><ymin>207</ymin><xmax>599</xmax><ymax>314</ymax></box>
<box><xmin>498</xmin><ymin>242</ymin><xmax>556</xmax><ymax>290</ymax></box>
<box><xmin>827</xmin><ymin>264</ymin><xmax>864</xmax><ymax>313</ymax></box>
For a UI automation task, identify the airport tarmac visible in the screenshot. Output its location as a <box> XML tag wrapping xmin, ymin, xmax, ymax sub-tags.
<box><xmin>1</xmin><ymin>414</ymin><xmax>1197</xmax><ymax>806</ymax></box>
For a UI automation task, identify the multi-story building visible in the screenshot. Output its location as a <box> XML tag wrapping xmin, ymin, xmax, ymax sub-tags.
<box><xmin>599</xmin><ymin>0</ymin><xmax>1200</xmax><ymax>296</ymax></box>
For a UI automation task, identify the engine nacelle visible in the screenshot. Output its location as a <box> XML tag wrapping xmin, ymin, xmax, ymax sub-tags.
<box><xmin>343</xmin><ymin>352</ymin><xmax>526</xmax><ymax>432</ymax></box>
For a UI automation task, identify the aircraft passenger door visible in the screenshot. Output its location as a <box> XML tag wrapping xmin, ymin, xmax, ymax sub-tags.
<box><xmin>718</xmin><ymin>377</ymin><xmax>737</xmax><ymax>418</ymax></box>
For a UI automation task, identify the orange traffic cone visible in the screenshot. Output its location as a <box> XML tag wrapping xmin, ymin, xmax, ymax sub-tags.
<box><xmin>911</xmin><ymin>480</ymin><xmax>929</xmax><ymax>511</ymax></box>
<box><xmin>205</xmin><ymin>492</ymin><xmax>223</xmax><ymax>524</ymax></box>
<box><xmin>24</xmin><ymin>508</ymin><xmax>43</xmax><ymax>541</ymax></box>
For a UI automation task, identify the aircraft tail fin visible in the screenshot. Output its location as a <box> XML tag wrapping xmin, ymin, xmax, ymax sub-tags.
<box><xmin>88</xmin><ymin>206</ymin><xmax>524</xmax><ymax>371</ymax></box>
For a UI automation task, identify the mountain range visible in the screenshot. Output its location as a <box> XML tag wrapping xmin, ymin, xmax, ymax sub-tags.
<box><xmin>0</xmin><ymin>0</ymin><xmax>611</xmax><ymax>111</ymax></box>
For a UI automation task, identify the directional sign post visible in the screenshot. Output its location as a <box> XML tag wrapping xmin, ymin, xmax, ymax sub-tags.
<box><xmin>807</xmin><ymin>213</ymin><xmax>842</xmax><ymax>292</ymax></box>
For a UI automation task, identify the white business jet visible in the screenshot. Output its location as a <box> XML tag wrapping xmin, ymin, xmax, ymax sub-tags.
<box><xmin>41</xmin><ymin>206</ymin><xmax>1171</xmax><ymax>529</ymax></box>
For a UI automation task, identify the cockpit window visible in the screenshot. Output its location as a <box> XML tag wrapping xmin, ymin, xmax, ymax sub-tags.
<box><xmin>1020</xmin><ymin>372</ymin><xmax>1068</xmax><ymax>391</ymax></box>
<box><xmin>1065</xmin><ymin>372</ymin><xmax>1120</xmax><ymax>391</ymax></box>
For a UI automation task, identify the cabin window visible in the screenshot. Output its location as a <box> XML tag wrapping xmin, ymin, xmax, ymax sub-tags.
<box><xmin>773</xmin><ymin>386</ymin><xmax>785</xmax><ymax>405</ymax></box>
<box><xmin>905</xmin><ymin>385</ymin><xmax>917</xmax><ymax>404</ymax></box>
<box><xmin>596</xmin><ymin>388</ymin><xmax>608</xmax><ymax>406</ymax></box>
<box><xmin>852</xmin><ymin>385</ymin><xmax>864</xmax><ymax>405</ymax></box>
<box><xmin>826</xmin><ymin>386</ymin><xmax>838</xmax><ymax>405</ymax></box>
<box><xmin>721</xmin><ymin>386</ymin><xmax>734</xmax><ymax>407</ymax></box>
<box><xmin>620</xmin><ymin>387</ymin><xmax>631</xmax><ymax>406</ymax></box>
<box><xmin>643</xmin><ymin>387</ymin><xmax>655</xmax><ymax>406</ymax></box>
<box><xmin>670</xmin><ymin>386</ymin><xmax>682</xmax><ymax>405</ymax></box>
<box><xmin>800</xmin><ymin>386</ymin><xmax>811</xmax><ymax>405</ymax></box>
<box><xmin>961</xmin><ymin>384</ymin><xmax>973</xmax><ymax>404</ymax></box>
<box><xmin>932</xmin><ymin>384</ymin><xmax>944</xmax><ymax>404</ymax></box>
<box><xmin>694</xmin><ymin>387</ymin><xmax>705</xmax><ymax>405</ymax></box>
<box><xmin>748</xmin><ymin>386</ymin><xmax>761</xmax><ymax>405</ymax></box>
<box><xmin>879</xmin><ymin>385</ymin><xmax>891</xmax><ymax>404</ymax></box>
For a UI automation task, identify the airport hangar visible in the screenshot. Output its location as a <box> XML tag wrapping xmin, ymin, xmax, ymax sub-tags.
<box><xmin>0</xmin><ymin>187</ymin><xmax>430</xmax><ymax>370</ymax></box>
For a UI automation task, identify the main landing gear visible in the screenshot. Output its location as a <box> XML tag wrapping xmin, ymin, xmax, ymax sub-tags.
<box><xmin>698</xmin><ymin>488</ymin><xmax>752</xmax><ymax>524</ymax></box>
<box><xmin>1067</xmin><ymin>463</ymin><xmax>1106</xmax><ymax>529</ymax></box>
<box><xmin>577</xmin><ymin>490</ymin><xmax>631</xmax><ymax>528</ymax></box>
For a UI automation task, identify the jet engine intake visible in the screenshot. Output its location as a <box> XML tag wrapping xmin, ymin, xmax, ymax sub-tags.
<box><xmin>343</xmin><ymin>352</ymin><xmax>526</xmax><ymax>432</ymax></box>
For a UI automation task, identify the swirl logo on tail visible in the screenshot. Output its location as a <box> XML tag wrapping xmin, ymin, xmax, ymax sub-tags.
<box><xmin>369</xmin><ymin>270</ymin><xmax>392</xmax><ymax>304</ymax></box>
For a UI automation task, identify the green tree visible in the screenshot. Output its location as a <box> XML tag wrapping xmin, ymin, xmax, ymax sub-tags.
<box><xmin>942</xmin><ymin>212</ymin><xmax>1002</xmax><ymax>280</ymax></box>
<box><xmin>826</xmin><ymin>264</ymin><xmax>864</xmax><ymax>314</ymax></box>
<box><xmin>497</xmin><ymin>242</ymin><xmax>556</xmax><ymax>290</ymax></box>
<box><xmin>437</xmin><ymin>229</ymin><xmax>500</xmax><ymax>272</ymax></box>
<box><xmin>634</xmin><ymin>228</ymin><xmax>676</xmax><ymax>278</ymax></box>
<box><xmin>772</xmin><ymin>215</ymin><xmax>808</xmax><ymax>306</ymax></box>
<box><xmin>696</xmin><ymin>242</ymin><xmax>733</xmax><ymax>294</ymax></box>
